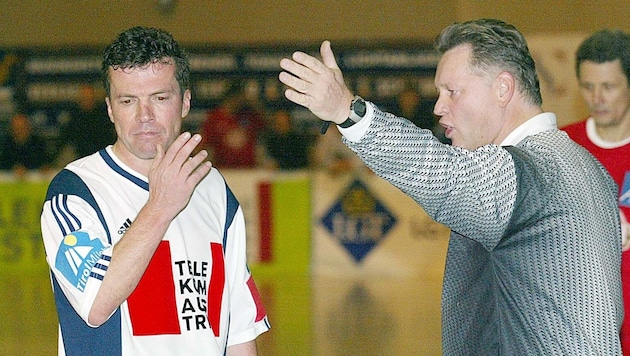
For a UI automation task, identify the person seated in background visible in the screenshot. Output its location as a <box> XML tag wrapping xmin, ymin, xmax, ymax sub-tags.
<box><xmin>199</xmin><ymin>84</ymin><xmax>266</xmax><ymax>169</ymax></box>
<box><xmin>57</xmin><ymin>83</ymin><xmax>116</xmax><ymax>164</ymax></box>
<box><xmin>311</xmin><ymin>125</ymin><xmax>369</xmax><ymax>176</ymax></box>
<box><xmin>393</xmin><ymin>84</ymin><xmax>450</xmax><ymax>144</ymax></box>
<box><xmin>260</xmin><ymin>107</ymin><xmax>314</xmax><ymax>170</ymax></box>
<box><xmin>0</xmin><ymin>112</ymin><xmax>52</xmax><ymax>177</ymax></box>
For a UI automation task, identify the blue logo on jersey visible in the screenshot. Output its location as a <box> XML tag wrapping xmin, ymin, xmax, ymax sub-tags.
<box><xmin>320</xmin><ymin>179</ymin><xmax>397</xmax><ymax>263</ymax></box>
<box><xmin>621</xmin><ymin>172</ymin><xmax>630</xmax><ymax>208</ymax></box>
<box><xmin>55</xmin><ymin>231</ymin><xmax>105</xmax><ymax>292</ymax></box>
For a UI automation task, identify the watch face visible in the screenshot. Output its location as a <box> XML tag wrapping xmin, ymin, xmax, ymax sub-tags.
<box><xmin>354</xmin><ymin>98</ymin><xmax>367</xmax><ymax>117</ymax></box>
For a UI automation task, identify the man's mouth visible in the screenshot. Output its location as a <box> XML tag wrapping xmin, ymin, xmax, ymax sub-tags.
<box><xmin>442</xmin><ymin>124</ymin><xmax>453</xmax><ymax>137</ymax></box>
<box><xmin>136</xmin><ymin>131</ymin><xmax>160</xmax><ymax>138</ymax></box>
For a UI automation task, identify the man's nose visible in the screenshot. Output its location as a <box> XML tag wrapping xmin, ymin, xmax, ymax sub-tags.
<box><xmin>136</xmin><ymin>102</ymin><xmax>155</xmax><ymax>122</ymax></box>
<box><xmin>433</xmin><ymin>96</ymin><xmax>448</xmax><ymax>116</ymax></box>
<box><xmin>591</xmin><ymin>86</ymin><xmax>605</xmax><ymax>105</ymax></box>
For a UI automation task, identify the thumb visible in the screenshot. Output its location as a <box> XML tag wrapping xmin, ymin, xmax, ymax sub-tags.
<box><xmin>320</xmin><ymin>40</ymin><xmax>340</xmax><ymax>69</ymax></box>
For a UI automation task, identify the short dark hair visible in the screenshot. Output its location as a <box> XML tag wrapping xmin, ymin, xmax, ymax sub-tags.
<box><xmin>101</xmin><ymin>26</ymin><xmax>190</xmax><ymax>97</ymax></box>
<box><xmin>435</xmin><ymin>18</ymin><xmax>543</xmax><ymax>107</ymax></box>
<box><xmin>575</xmin><ymin>29</ymin><xmax>630</xmax><ymax>82</ymax></box>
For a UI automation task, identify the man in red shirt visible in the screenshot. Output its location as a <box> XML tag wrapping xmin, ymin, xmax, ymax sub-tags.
<box><xmin>200</xmin><ymin>86</ymin><xmax>266</xmax><ymax>169</ymax></box>
<box><xmin>562</xmin><ymin>29</ymin><xmax>630</xmax><ymax>353</ymax></box>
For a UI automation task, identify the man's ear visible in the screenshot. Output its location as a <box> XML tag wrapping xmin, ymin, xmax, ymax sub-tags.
<box><xmin>105</xmin><ymin>97</ymin><xmax>114</xmax><ymax>123</ymax></box>
<box><xmin>181</xmin><ymin>89</ymin><xmax>192</xmax><ymax>118</ymax></box>
<box><xmin>497</xmin><ymin>72</ymin><xmax>515</xmax><ymax>106</ymax></box>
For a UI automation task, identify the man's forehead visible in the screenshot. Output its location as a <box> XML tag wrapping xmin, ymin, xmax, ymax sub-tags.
<box><xmin>579</xmin><ymin>59</ymin><xmax>624</xmax><ymax>72</ymax></box>
<box><xmin>437</xmin><ymin>45</ymin><xmax>472</xmax><ymax>68</ymax></box>
<box><xmin>435</xmin><ymin>48</ymin><xmax>474</xmax><ymax>82</ymax></box>
<box><xmin>108</xmin><ymin>63</ymin><xmax>179</xmax><ymax>97</ymax></box>
<box><xmin>579</xmin><ymin>60</ymin><xmax>627</xmax><ymax>82</ymax></box>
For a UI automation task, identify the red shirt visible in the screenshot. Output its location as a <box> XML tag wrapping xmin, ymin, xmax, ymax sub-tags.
<box><xmin>201</xmin><ymin>105</ymin><xmax>265</xmax><ymax>169</ymax></box>
<box><xmin>562</xmin><ymin>118</ymin><xmax>630</xmax><ymax>353</ymax></box>
<box><xmin>562</xmin><ymin>119</ymin><xmax>630</xmax><ymax>214</ymax></box>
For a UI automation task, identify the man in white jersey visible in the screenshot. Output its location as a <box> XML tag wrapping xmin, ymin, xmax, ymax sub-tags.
<box><xmin>41</xmin><ymin>26</ymin><xmax>270</xmax><ymax>356</ymax></box>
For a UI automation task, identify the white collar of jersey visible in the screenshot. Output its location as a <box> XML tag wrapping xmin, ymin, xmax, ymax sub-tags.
<box><xmin>585</xmin><ymin>117</ymin><xmax>630</xmax><ymax>148</ymax></box>
<box><xmin>500</xmin><ymin>112</ymin><xmax>557</xmax><ymax>146</ymax></box>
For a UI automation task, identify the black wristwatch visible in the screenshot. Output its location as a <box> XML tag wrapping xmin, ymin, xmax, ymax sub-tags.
<box><xmin>339</xmin><ymin>96</ymin><xmax>366</xmax><ymax>128</ymax></box>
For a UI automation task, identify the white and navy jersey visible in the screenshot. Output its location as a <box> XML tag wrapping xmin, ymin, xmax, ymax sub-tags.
<box><xmin>41</xmin><ymin>146</ymin><xmax>270</xmax><ymax>356</ymax></box>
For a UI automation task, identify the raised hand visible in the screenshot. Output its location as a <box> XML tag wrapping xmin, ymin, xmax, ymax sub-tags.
<box><xmin>147</xmin><ymin>132</ymin><xmax>212</xmax><ymax>220</ymax></box>
<box><xmin>279</xmin><ymin>40</ymin><xmax>355</xmax><ymax>124</ymax></box>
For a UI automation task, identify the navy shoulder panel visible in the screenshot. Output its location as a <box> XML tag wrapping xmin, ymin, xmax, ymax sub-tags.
<box><xmin>223</xmin><ymin>183</ymin><xmax>240</xmax><ymax>248</ymax></box>
<box><xmin>46</xmin><ymin>169</ymin><xmax>112</xmax><ymax>243</ymax></box>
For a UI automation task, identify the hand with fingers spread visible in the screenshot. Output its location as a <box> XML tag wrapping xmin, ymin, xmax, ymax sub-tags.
<box><xmin>279</xmin><ymin>40</ymin><xmax>355</xmax><ymax>124</ymax></box>
<box><xmin>147</xmin><ymin>132</ymin><xmax>212</xmax><ymax>221</ymax></box>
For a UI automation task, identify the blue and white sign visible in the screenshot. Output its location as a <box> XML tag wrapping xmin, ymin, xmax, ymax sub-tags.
<box><xmin>320</xmin><ymin>179</ymin><xmax>397</xmax><ymax>263</ymax></box>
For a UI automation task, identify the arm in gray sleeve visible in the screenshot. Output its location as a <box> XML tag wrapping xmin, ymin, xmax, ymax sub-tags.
<box><xmin>343</xmin><ymin>104</ymin><xmax>517</xmax><ymax>249</ymax></box>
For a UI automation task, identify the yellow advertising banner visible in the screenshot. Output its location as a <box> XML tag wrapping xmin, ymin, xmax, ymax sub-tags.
<box><xmin>0</xmin><ymin>179</ymin><xmax>50</xmax><ymax>273</ymax></box>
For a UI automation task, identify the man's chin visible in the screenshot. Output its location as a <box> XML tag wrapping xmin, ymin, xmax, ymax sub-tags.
<box><xmin>591</xmin><ymin>115</ymin><xmax>614</xmax><ymax>126</ymax></box>
<box><xmin>140</xmin><ymin>152</ymin><xmax>158</xmax><ymax>160</ymax></box>
<box><xmin>134</xmin><ymin>147</ymin><xmax>158</xmax><ymax>160</ymax></box>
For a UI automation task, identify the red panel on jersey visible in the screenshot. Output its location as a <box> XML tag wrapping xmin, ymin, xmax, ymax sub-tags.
<box><xmin>247</xmin><ymin>275</ymin><xmax>267</xmax><ymax>322</ymax></box>
<box><xmin>208</xmin><ymin>242</ymin><xmax>225</xmax><ymax>337</ymax></box>
<box><xmin>128</xmin><ymin>241</ymin><xmax>181</xmax><ymax>335</ymax></box>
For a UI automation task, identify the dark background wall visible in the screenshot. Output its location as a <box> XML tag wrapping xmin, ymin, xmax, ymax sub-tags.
<box><xmin>1</xmin><ymin>0</ymin><xmax>628</xmax><ymax>164</ymax></box>
<box><xmin>1</xmin><ymin>1</ymin><xmax>629</xmax><ymax>47</ymax></box>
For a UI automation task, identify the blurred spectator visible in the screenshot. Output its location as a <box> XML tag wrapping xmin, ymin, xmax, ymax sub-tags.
<box><xmin>393</xmin><ymin>85</ymin><xmax>450</xmax><ymax>144</ymax></box>
<box><xmin>0</xmin><ymin>113</ymin><xmax>52</xmax><ymax>177</ymax></box>
<box><xmin>261</xmin><ymin>107</ymin><xmax>315</xmax><ymax>170</ymax></box>
<box><xmin>312</xmin><ymin>126</ymin><xmax>369</xmax><ymax>176</ymax></box>
<box><xmin>57</xmin><ymin>84</ymin><xmax>116</xmax><ymax>163</ymax></box>
<box><xmin>560</xmin><ymin>29</ymin><xmax>630</xmax><ymax>353</ymax></box>
<box><xmin>199</xmin><ymin>84</ymin><xmax>266</xmax><ymax>168</ymax></box>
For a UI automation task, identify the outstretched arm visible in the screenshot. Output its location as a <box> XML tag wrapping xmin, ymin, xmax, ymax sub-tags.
<box><xmin>279</xmin><ymin>40</ymin><xmax>355</xmax><ymax>124</ymax></box>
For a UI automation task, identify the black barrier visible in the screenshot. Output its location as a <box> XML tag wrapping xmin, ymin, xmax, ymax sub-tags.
<box><xmin>0</xmin><ymin>42</ymin><xmax>438</xmax><ymax>147</ymax></box>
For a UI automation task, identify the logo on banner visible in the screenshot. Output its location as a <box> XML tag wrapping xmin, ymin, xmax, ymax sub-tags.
<box><xmin>321</xmin><ymin>179</ymin><xmax>397</xmax><ymax>263</ymax></box>
<box><xmin>621</xmin><ymin>172</ymin><xmax>630</xmax><ymax>208</ymax></box>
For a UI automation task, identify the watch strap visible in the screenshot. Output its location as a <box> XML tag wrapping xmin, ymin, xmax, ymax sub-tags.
<box><xmin>338</xmin><ymin>118</ymin><xmax>356</xmax><ymax>128</ymax></box>
<box><xmin>339</xmin><ymin>96</ymin><xmax>366</xmax><ymax>128</ymax></box>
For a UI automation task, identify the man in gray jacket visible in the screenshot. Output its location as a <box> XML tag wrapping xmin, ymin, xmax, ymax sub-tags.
<box><xmin>279</xmin><ymin>19</ymin><xmax>622</xmax><ymax>355</ymax></box>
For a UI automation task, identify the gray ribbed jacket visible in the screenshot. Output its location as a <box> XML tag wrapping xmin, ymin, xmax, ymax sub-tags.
<box><xmin>344</xmin><ymin>106</ymin><xmax>623</xmax><ymax>355</ymax></box>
